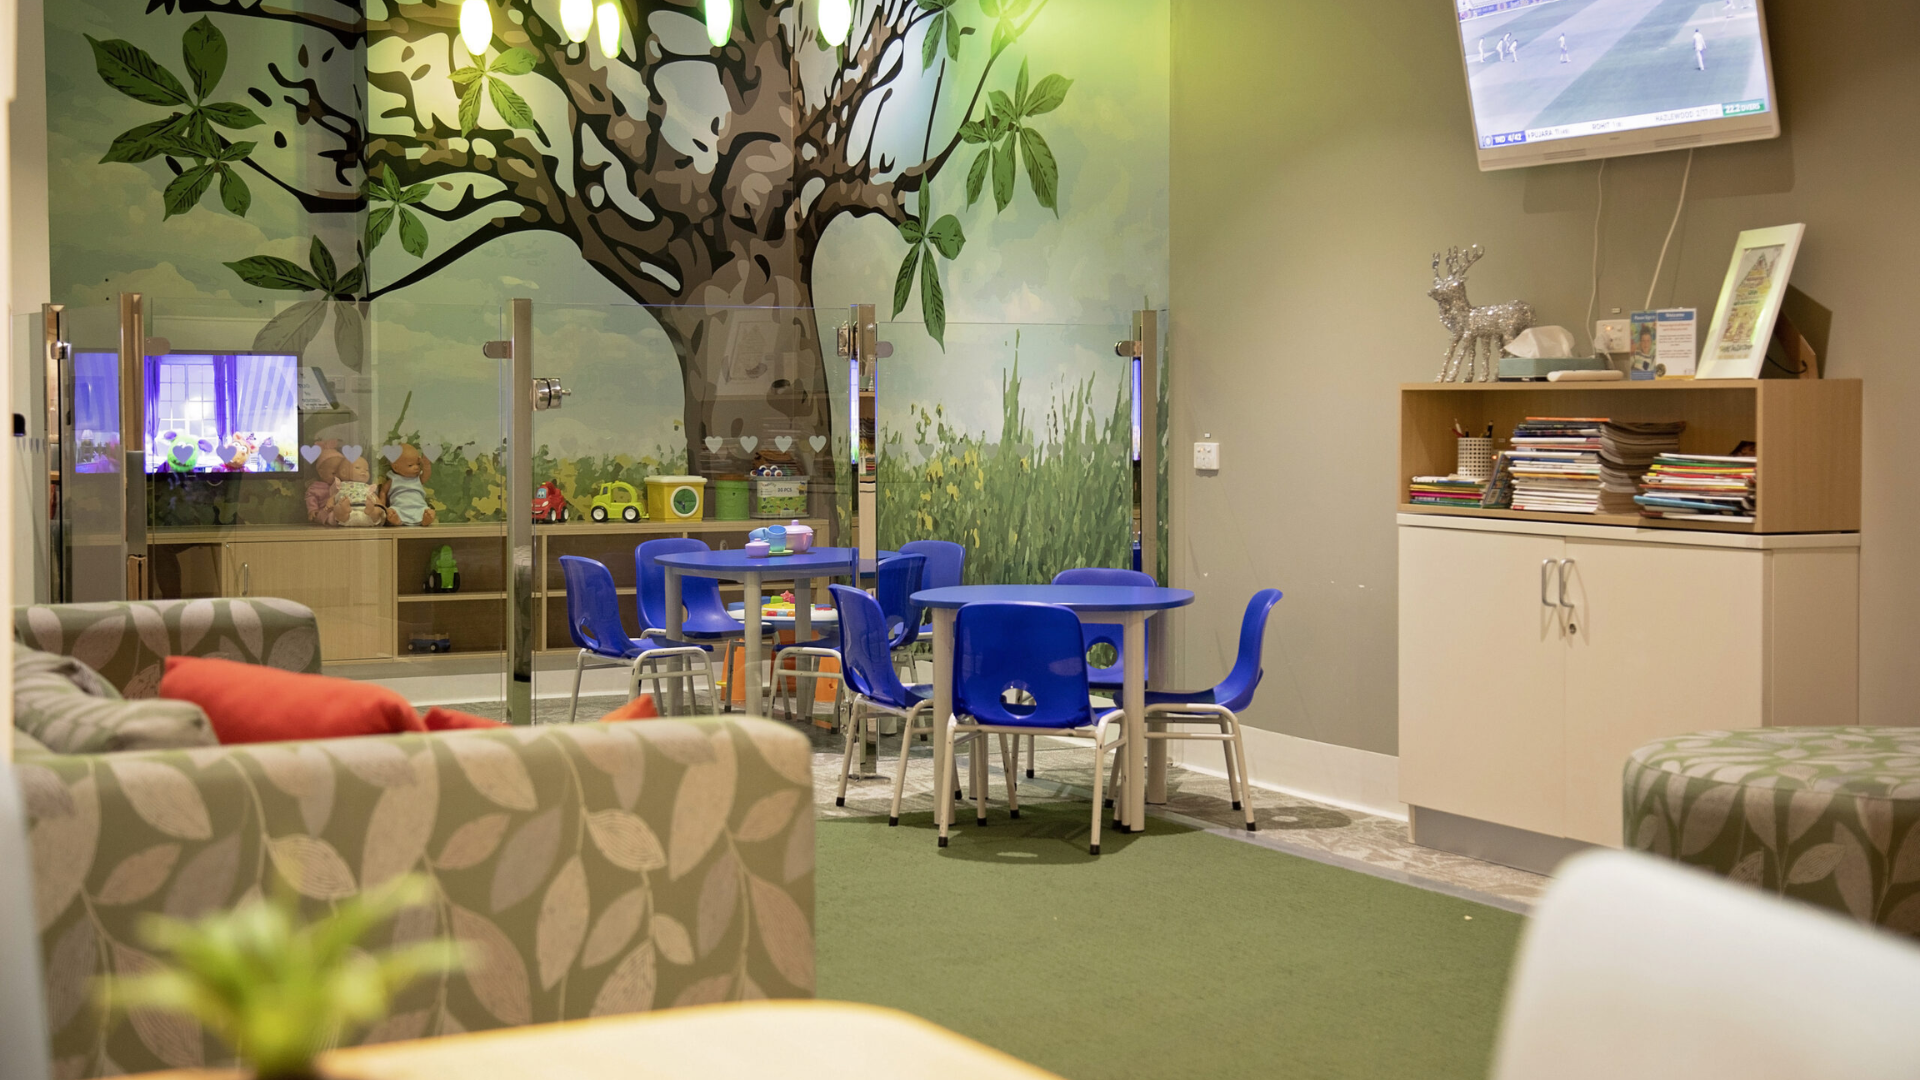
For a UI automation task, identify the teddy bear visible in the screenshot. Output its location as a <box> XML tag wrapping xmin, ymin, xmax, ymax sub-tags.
<box><xmin>304</xmin><ymin>443</ymin><xmax>345</xmax><ymax>525</ymax></box>
<box><xmin>381</xmin><ymin>444</ymin><xmax>436</xmax><ymax>527</ymax></box>
<box><xmin>329</xmin><ymin>455</ymin><xmax>387</xmax><ymax>527</ymax></box>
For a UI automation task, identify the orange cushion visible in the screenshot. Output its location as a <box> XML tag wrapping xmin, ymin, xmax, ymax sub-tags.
<box><xmin>423</xmin><ymin>706</ymin><xmax>507</xmax><ymax>730</ymax></box>
<box><xmin>160</xmin><ymin>656</ymin><xmax>427</xmax><ymax>744</ymax></box>
<box><xmin>600</xmin><ymin>695</ymin><xmax>660</xmax><ymax>722</ymax></box>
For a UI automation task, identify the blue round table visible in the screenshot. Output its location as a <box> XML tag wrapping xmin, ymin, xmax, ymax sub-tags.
<box><xmin>651</xmin><ymin>547</ymin><xmax>892</xmax><ymax>716</ymax></box>
<box><xmin>911</xmin><ymin>584</ymin><xmax>1195</xmax><ymax>836</ymax></box>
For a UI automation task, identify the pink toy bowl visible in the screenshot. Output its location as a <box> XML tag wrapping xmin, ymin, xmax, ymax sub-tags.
<box><xmin>784</xmin><ymin>522</ymin><xmax>814</xmax><ymax>552</ymax></box>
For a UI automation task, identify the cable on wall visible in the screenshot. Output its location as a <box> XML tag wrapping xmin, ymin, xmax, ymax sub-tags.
<box><xmin>1583</xmin><ymin>157</ymin><xmax>1607</xmax><ymax>355</ymax></box>
<box><xmin>1644</xmin><ymin>148</ymin><xmax>1695</xmax><ymax>311</ymax></box>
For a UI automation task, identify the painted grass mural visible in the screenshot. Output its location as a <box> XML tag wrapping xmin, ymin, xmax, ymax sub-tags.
<box><xmin>877</xmin><ymin>345</ymin><xmax>1131</xmax><ymax>585</ymax></box>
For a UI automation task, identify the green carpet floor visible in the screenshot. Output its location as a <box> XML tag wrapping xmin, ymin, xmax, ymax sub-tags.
<box><xmin>816</xmin><ymin>803</ymin><xmax>1524</xmax><ymax>1080</ymax></box>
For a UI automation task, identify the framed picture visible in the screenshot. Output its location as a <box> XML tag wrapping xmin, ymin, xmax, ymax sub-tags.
<box><xmin>1697</xmin><ymin>223</ymin><xmax>1805</xmax><ymax>379</ymax></box>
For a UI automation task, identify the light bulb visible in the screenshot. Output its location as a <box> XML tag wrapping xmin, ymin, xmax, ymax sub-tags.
<box><xmin>818</xmin><ymin>0</ymin><xmax>852</xmax><ymax>46</ymax></box>
<box><xmin>596</xmin><ymin>1</ymin><xmax>621</xmax><ymax>58</ymax></box>
<box><xmin>704</xmin><ymin>0</ymin><xmax>731</xmax><ymax>48</ymax></box>
<box><xmin>561</xmin><ymin>0</ymin><xmax>594</xmax><ymax>43</ymax></box>
<box><xmin>459</xmin><ymin>0</ymin><xmax>493</xmax><ymax>57</ymax></box>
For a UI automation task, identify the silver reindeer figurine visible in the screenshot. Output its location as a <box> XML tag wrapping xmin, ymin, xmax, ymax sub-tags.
<box><xmin>1429</xmin><ymin>245</ymin><xmax>1534</xmax><ymax>383</ymax></box>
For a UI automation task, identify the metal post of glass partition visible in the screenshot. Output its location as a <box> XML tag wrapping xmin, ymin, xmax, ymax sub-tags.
<box><xmin>489</xmin><ymin>299</ymin><xmax>537</xmax><ymax>726</ymax></box>
<box><xmin>41</xmin><ymin>304</ymin><xmax>67</xmax><ymax>603</ymax></box>
<box><xmin>118</xmin><ymin>293</ymin><xmax>149</xmax><ymax>601</ymax></box>
<box><xmin>1121</xmin><ymin>309</ymin><xmax>1168</xmax><ymax>805</ymax></box>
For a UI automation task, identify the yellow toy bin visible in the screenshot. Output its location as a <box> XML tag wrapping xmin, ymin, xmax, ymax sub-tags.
<box><xmin>645</xmin><ymin>475</ymin><xmax>707</xmax><ymax>521</ymax></box>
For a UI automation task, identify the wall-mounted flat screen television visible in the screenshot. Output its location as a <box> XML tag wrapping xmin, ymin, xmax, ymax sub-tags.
<box><xmin>1455</xmin><ymin>0</ymin><xmax>1779</xmax><ymax>170</ymax></box>
<box><xmin>144</xmin><ymin>353</ymin><xmax>300</xmax><ymax>474</ymax></box>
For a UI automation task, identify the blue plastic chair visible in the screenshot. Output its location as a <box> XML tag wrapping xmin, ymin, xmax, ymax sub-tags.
<box><xmin>828</xmin><ymin>582</ymin><xmax>952</xmax><ymax>820</ymax></box>
<box><xmin>775</xmin><ymin>554</ymin><xmax>925</xmax><ymax>724</ymax></box>
<box><xmin>1030</xmin><ymin>567</ymin><xmax>1156</xmax><ymax>779</ymax></box>
<box><xmin>899</xmin><ymin>539</ymin><xmax>965</xmax><ymax>612</ymax></box>
<box><xmin>1135</xmin><ymin>589</ymin><xmax>1284</xmax><ymax>831</ymax></box>
<box><xmin>943</xmin><ymin>602</ymin><xmax>1127</xmax><ymax>854</ymax></box>
<box><xmin>559</xmin><ymin>556</ymin><xmax>719</xmax><ymax>721</ymax></box>
<box><xmin>637</xmin><ymin>538</ymin><xmax>776</xmax><ymax>713</ymax></box>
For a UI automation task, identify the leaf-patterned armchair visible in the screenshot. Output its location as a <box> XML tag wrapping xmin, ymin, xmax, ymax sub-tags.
<box><xmin>12</xmin><ymin>601</ymin><xmax>815</xmax><ymax>1079</ymax></box>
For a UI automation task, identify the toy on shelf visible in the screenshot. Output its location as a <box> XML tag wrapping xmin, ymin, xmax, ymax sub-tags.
<box><xmin>329</xmin><ymin>455</ymin><xmax>387</xmax><ymax>527</ymax></box>
<box><xmin>589</xmin><ymin>480</ymin><xmax>644</xmax><ymax>523</ymax></box>
<box><xmin>407</xmin><ymin>633</ymin><xmax>452</xmax><ymax>654</ymax></box>
<box><xmin>304</xmin><ymin>443</ymin><xmax>344</xmax><ymax>525</ymax></box>
<box><xmin>1428</xmin><ymin>244</ymin><xmax>1535</xmax><ymax>384</ymax></box>
<box><xmin>749</xmin><ymin>460</ymin><xmax>807</xmax><ymax>519</ymax></box>
<box><xmin>532</xmin><ymin>479</ymin><xmax>569</xmax><ymax>523</ymax></box>
<box><xmin>424</xmin><ymin>545</ymin><xmax>461</xmax><ymax>593</ymax></box>
<box><xmin>381</xmin><ymin>444</ymin><xmax>436</xmax><ymax>527</ymax></box>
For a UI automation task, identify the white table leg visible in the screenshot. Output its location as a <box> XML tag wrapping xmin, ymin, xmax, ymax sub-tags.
<box><xmin>744</xmin><ymin>570</ymin><xmax>763</xmax><ymax>716</ymax></box>
<box><xmin>664</xmin><ymin>568</ymin><xmax>685</xmax><ymax>715</ymax></box>
<box><xmin>792</xmin><ymin>577</ymin><xmax>813</xmax><ymax>723</ymax></box>
<box><xmin>931</xmin><ymin>608</ymin><xmax>957</xmax><ymax>838</ymax></box>
<box><xmin>1123</xmin><ymin>612</ymin><xmax>1147</xmax><ymax>833</ymax></box>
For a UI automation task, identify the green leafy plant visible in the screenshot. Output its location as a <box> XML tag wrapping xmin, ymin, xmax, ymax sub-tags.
<box><xmin>891</xmin><ymin>182</ymin><xmax>966</xmax><ymax>346</ymax></box>
<box><xmin>366</xmin><ymin>168</ymin><xmax>434</xmax><ymax>259</ymax></box>
<box><xmin>99</xmin><ymin>875</ymin><xmax>463</xmax><ymax>1080</ymax></box>
<box><xmin>450</xmin><ymin>47</ymin><xmax>539</xmax><ymax>136</ymax></box>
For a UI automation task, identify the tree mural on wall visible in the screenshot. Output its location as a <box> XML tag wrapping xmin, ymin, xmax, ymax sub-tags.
<box><xmin>86</xmin><ymin>0</ymin><xmax>1071</xmax><ymax>460</ymax></box>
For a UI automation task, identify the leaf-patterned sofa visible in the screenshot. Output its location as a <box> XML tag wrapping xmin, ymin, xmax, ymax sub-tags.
<box><xmin>11</xmin><ymin>600</ymin><xmax>816</xmax><ymax>1079</ymax></box>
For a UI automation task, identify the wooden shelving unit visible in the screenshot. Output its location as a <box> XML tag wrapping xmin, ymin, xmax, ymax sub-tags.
<box><xmin>1400</xmin><ymin>379</ymin><xmax>1861</xmax><ymax>534</ymax></box>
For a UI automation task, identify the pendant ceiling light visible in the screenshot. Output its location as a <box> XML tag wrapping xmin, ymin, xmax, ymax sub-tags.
<box><xmin>560</xmin><ymin>0</ymin><xmax>594</xmax><ymax>43</ymax></box>
<box><xmin>596</xmin><ymin>1</ymin><xmax>622</xmax><ymax>58</ymax></box>
<box><xmin>459</xmin><ymin>0</ymin><xmax>493</xmax><ymax>57</ymax></box>
<box><xmin>704</xmin><ymin>0</ymin><xmax>731</xmax><ymax>48</ymax></box>
<box><xmin>818</xmin><ymin>0</ymin><xmax>852</xmax><ymax>47</ymax></box>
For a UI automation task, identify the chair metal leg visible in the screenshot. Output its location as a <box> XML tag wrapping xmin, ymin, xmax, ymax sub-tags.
<box><xmin>1088</xmin><ymin>733</ymin><xmax>1111</xmax><ymax>856</ymax></box>
<box><xmin>1229</xmin><ymin>717</ymin><xmax>1256</xmax><ymax>831</ymax></box>
<box><xmin>568</xmin><ymin>650</ymin><xmax>587</xmax><ymax>724</ymax></box>
<box><xmin>998</xmin><ymin>734</ymin><xmax>1020</xmax><ymax>819</ymax></box>
<box><xmin>889</xmin><ymin>704</ymin><xmax>918</xmax><ymax>826</ymax></box>
<box><xmin>836</xmin><ymin>702</ymin><xmax>862</xmax><ymax>807</ymax></box>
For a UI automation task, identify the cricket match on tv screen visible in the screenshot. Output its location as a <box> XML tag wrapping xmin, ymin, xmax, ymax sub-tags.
<box><xmin>1458</xmin><ymin>0</ymin><xmax>1772</xmax><ymax>150</ymax></box>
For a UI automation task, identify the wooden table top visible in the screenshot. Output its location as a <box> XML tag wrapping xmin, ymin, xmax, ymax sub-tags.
<box><xmin>139</xmin><ymin>1001</ymin><xmax>1064</xmax><ymax>1080</ymax></box>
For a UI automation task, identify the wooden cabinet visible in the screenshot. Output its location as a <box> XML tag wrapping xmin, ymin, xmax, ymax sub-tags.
<box><xmin>1399</xmin><ymin>516</ymin><xmax>1859</xmax><ymax>853</ymax></box>
<box><xmin>225</xmin><ymin>538</ymin><xmax>396</xmax><ymax>661</ymax></box>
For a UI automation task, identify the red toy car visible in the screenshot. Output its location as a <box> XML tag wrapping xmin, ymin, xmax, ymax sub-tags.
<box><xmin>532</xmin><ymin>480</ymin><xmax>569</xmax><ymax>523</ymax></box>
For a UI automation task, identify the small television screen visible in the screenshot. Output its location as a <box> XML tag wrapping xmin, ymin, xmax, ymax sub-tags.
<box><xmin>145</xmin><ymin>353</ymin><xmax>300</xmax><ymax>474</ymax></box>
<box><xmin>1455</xmin><ymin>0</ymin><xmax>1779</xmax><ymax>170</ymax></box>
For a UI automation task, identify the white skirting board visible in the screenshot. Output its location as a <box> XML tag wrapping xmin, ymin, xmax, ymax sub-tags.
<box><xmin>1165</xmin><ymin>725</ymin><xmax>1407</xmax><ymax>822</ymax></box>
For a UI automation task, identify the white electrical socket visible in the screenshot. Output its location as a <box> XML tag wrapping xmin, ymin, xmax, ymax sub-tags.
<box><xmin>1594</xmin><ymin>319</ymin><xmax>1630</xmax><ymax>354</ymax></box>
<box><xmin>1193</xmin><ymin>441</ymin><xmax>1221</xmax><ymax>471</ymax></box>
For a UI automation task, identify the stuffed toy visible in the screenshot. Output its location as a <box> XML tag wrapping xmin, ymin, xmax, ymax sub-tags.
<box><xmin>305</xmin><ymin>445</ymin><xmax>344</xmax><ymax>525</ymax></box>
<box><xmin>329</xmin><ymin>455</ymin><xmax>387</xmax><ymax>527</ymax></box>
<box><xmin>382</xmin><ymin>444</ymin><xmax>436</xmax><ymax>527</ymax></box>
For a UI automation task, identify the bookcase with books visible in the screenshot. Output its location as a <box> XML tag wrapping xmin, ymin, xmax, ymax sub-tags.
<box><xmin>1398</xmin><ymin>379</ymin><xmax>1860</xmax><ymax>534</ymax></box>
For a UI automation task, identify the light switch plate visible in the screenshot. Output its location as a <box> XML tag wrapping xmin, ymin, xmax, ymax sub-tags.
<box><xmin>1595</xmin><ymin>319</ymin><xmax>1630</xmax><ymax>354</ymax></box>
<box><xmin>1193</xmin><ymin>441</ymin><xmax>1220</xmax><ymax>471</ymax></box>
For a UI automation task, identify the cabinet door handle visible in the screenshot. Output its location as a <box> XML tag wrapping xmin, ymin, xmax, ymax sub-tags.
<box><xmin>1558</xmin><ymin>558</ymin><xmax>1578</xmax><ymax>634</ymax></box>
<box><xmin>1541</xmin><ymin>559</ymin><xmax>1558</xmax><ymax>608</ymax></box>
<box><xmin>241</xmin><ymin>562</ymin><xmax>251</xmax><ymax>597</ymax></box>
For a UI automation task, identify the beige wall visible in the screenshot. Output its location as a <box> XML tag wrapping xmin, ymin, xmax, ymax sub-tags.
<box><xmin>1168</xmin><ymin>1</ymin><xmax>1919</xmax><ymax>755</ymax></box>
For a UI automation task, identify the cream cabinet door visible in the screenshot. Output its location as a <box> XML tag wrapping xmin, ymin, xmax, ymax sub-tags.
<box><xmin>1399</xmin><ymin>525</ymin><xmax>1568</xmax><ymax>838</ymax></box>
<box><xmin>227</xmin><ymin>539</ymin><xmax>396</xmax><ymax>661</ymax></box>
<box><xmin>1559</xmin><ymin>539</ymin><xmax>1764</xmax><ymax>847</ymax></box>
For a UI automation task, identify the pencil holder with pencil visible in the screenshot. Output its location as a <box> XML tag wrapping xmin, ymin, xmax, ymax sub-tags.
<box><xmin>1456</xmin><ymin>437</ymin><xmax>1493</xmax><ymax>480</ymax></box>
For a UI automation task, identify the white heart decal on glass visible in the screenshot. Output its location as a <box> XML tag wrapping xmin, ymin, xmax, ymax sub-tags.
<box><xmin>342</xmin><ymin>445</ymin><xmax>363</xmax><ymax>462</ymax></box>
<box><xmin>738</xmin><ymin>436</ymin><xmax>758</xmax><ymax>453</ymax></box>
<box><xmin>260</xmin><ymin>439</ymin><xmax>279</xmax><ymax>463</ymax></box>
<box><xmin>808</xmin><ymin>435</ymin><xmax>827</xmax><ymax>452</ymax></box>
<box><xmin>424</xmin><ymin>443</ymin><xmax>443</xmax><ymax>461</ymax></box>
<box><xmin>703</xmin><ymin>436</ymin><xmax>724</xmax><ymax>453</ymax></box>
<box><xmin>382</xmin><ymin>444</ymin><xmax>405</xmax><ymax>463</ymax></box>
<box><xmin>773</xmin><ymin>436</ymin><xmax>793</xmax><ymax>452</ymax></box>
<box><xmin>216</xmin><ymin>443</ymin><xmax>239</xmax><ymax>462</ymax></box>
<box><xmin>300</xmin><ymin>444</ymin><xmax>323</xmax><ymax>464</ymax></box>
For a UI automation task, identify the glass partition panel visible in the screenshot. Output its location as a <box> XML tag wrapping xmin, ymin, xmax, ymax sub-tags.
<box><xmin>58</xmin><ymin>304</ymin><xmax>129</xmax><ymax>602</ymax></box>
<box><xmin>874</xmin><ymin>318</ymin><xmax>1135</xmax><ymax>585</ymax></box>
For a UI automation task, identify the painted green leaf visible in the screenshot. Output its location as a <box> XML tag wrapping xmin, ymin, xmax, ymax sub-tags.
<box><xmin>488</xmin><ymin>79</ymin><xmax>535</xmax><ymax>130</ymax></box>
<box><xmin>965</xmin><ymin>147</ymin><xmax>991</xmax><ymax>207</ymax></box>
<box><xmin>991</xmin><ymin>21</ymin><xmax>1014</xmax><ymax>54</ymax></box>
<box><xmin>366</xmin><ymin>205</ymin><xmax>395</xmax><ymax>252</ymax></box>
<box><xmin>945</xmin><ymin>8</ymin><xmax>962</xmax><ymax>59</ymax></box>
<box><xmin>181</xmin><ymin>17</ymin><xmax>226</xmax><ymax>100</ymax></box>
<box><xmin>199</xmin><ymin>101</ymin><xmax>264</xmax><ymax>129</ymax></box>
<box><xmin>398</xmin><ymin>207</ymin><xmax>429</xmax><ymax>258</ymax></box>
<box><xmin>333</xmin><ymin>301</ymin><xmax>366</xmax><ymax>371</ymax></box>
<box><xmin>399</xmin><ymin>182</ymin><xmax>435</xmax><ymax>205</ymax></box>
<box><xmin>922</xmin><ymin>13</ymin><xmax>943</xmax><ymax>70</ymax></box>
<box><xmin>450</xmin><ymin>66</ymin><xmax>486</xmax><ymax>89</ymax></box>
<box><xmin>896</xmin><ymin>218</ymin><xmax>924</xmax><ymax>245</ymax></box>
<box><xmin>251</xmin><ymin>299</ymin><xmax>329</xmax><ymax>355</ymax></box>
<box><xmin>987</xmin><ymin>89</ymin><xmax>1015</xmax><ymax>122</ymax></box>
<box><xmin>490</xmin><ymin>48</ymin><xmax>538</xmax><ymax>75</ymax></box>
<box><xmin>1014</xmin><ymin>59</ymin><xmax>1030</xmax><ymax>114</ymax></box>
<box><xmin>182</xmin><ymin>112</ymin><xmax>220</xmax><ymax>157</ymax></box>
<box><xmin>334</xmin><ymin>265</ymin><xmax>365</xmax><ymax>299</ymax></box>
<box><xmin>926</xmin><ymin>214</ymin><xmax>965</xmax><ymax>260</ymax></box>
<box><xmin>918</xmin><ymin>179</ymin><xmax>931</xmax><ymax>222</ymax></box>
<box><xmin>100</xmin><ymin>115</ymin><xmax>189</xmax><ymax>164</ymax></box>
<box><xmin>920</xmin><ymin>252</ymin><xmax>947</xmax><ymax>348</ymax></box>
<box><xmin>914</xmin><ymin>0</ymin><xmax>943</xmax><ymax>10</ymax></box>
<box><xmin>991</xmin><ymin>135</ymin><xmax>1016</xmax><ymax>212</ymax></box>
<box><xmin>1023</xmin><ymin>73</ymin><xmax>1072</xmax><ymax>116</ymax></box>
<box><xmin>87</xmin><ymin>36</ymin><xmax>189</xmax><ymax>107</ymax></box>
<box><xmin>218</xmin><ymin>140</ymin><xmax>256</xmax><ymax>162</ymax></box>
<box><xmin>891</xmin><ymin>245</ymin><xmax>921</xmax><ymax>318</ymax></box>
<box><xmin>458</xmin><ymin>78</ymin><xmax>485</xmax><ymax>135</ymax></box>
<box><xmin>216</xmin><ymin>164</ymin><xmax>250</xmax><ymax>216</ymax></box>
<box><xmin>957</xmin><ymin>119</ymin><xmax>989</xmax><ymax>145</ymax></box>
<box><xmin>308</xmin><ymin>236</ymin><xmax>338</xmax><ymax>290</ymax></box>
<box><xmin>1019</xmin><ymin>126</ymin><xmax>1058</xmax><ymax>211</ymax></box>
<box><xmin>224</xmin><ymin>256</ymin><xmax>323</xmax><ymax>292</ymax></box>
<box><xmin>979</xmin><ymin>0</ymin><xmax>1001</xmax><ymax>15</ymax></box>
<box><xmin>161</xmin><ymin>163</ymin><xmax>217</xmax><ymax>218</ymax></box>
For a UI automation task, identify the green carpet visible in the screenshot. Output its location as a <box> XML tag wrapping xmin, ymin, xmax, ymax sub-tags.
<box><xmin>816</xmin><ymin>803</ymin><xmax>1524</xmax><ymax>1080</ymax></box>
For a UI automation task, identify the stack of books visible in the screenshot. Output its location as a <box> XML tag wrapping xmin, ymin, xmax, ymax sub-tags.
<box><xmin>1597</xmin><ymin>420</ymin><xmax>1688</xmax><ymax>513</ymax></box>
<box><xmin>1408</xmin><ymin>475</ymin><xmax>1488</xmax><ymax>508</ymax></box>
<box><xmin>1635</xmin><ymin>454</ymin><xmax>1757</xmax><ymax>523</ymax></box>
<box><xmin>1508</xmin><ymin>418</ymin><xmax>1604</xmax><ymax>514</ymax></box>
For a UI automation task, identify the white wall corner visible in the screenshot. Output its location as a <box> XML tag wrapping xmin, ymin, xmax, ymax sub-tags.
<box><xmin>1169</xmin><ymin>725</ymin><xmax>1406</xmax><ymax>822</ymax></box>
